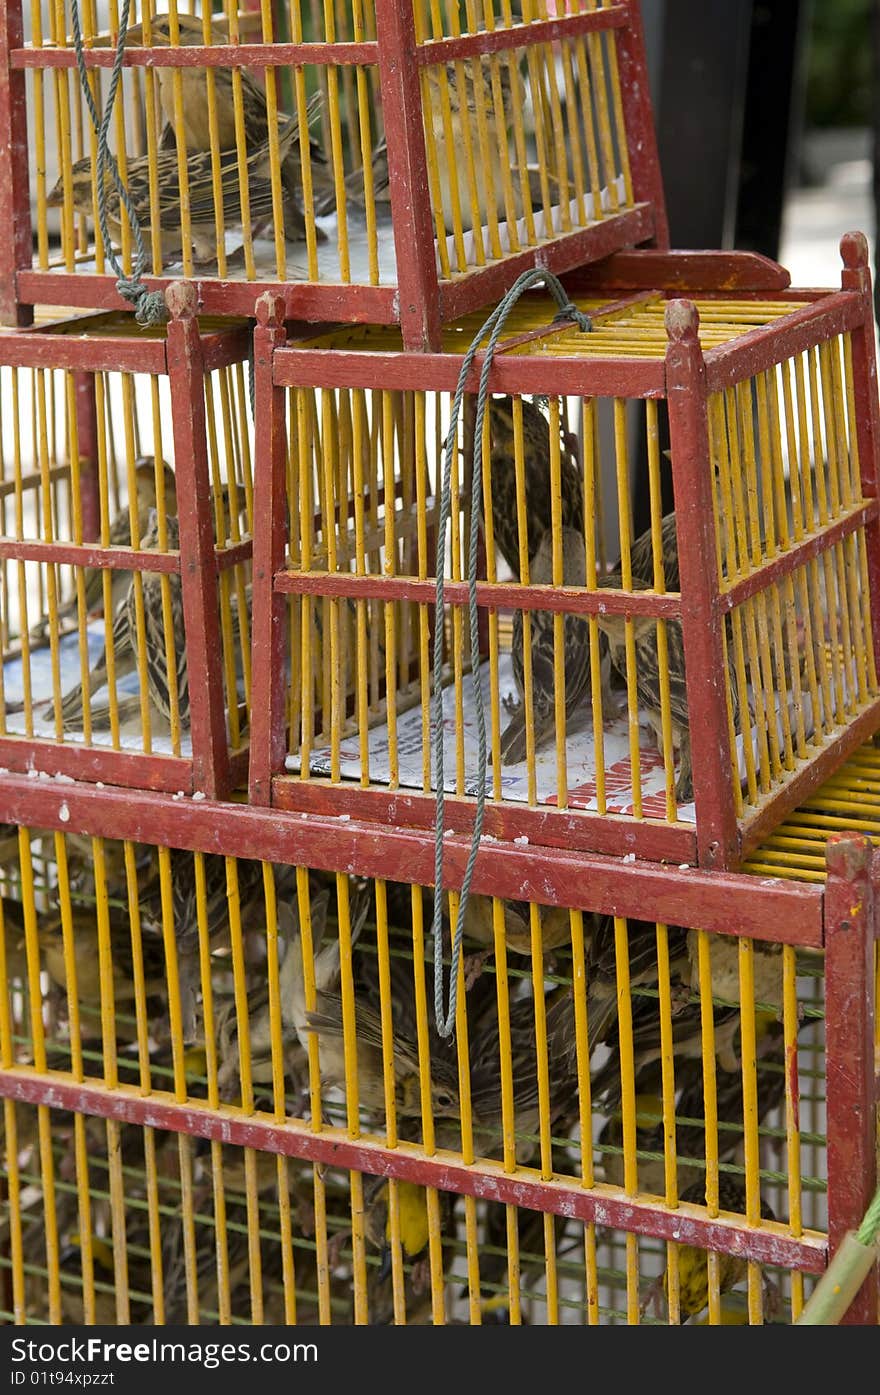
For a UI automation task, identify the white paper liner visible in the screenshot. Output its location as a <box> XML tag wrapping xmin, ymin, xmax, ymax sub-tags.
<box><xmin>287</xmin><ymin>648</ymin><xmax>848</xmax><ymax>826</ymax></box>
<box><xmin>41</xmin><ymin>180</ymin><xmax>627</xmax><ymax>287</ymax></box>
<box><xmin>2</xmin><ymin>623</ymin><xmax>192</xmax><ymax>755</ymax></box>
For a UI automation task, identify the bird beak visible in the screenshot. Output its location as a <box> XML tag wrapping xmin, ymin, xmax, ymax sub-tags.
<box><xmin>377</xmin><ymin>1244</ymin><xmax>393</xmax><ymax>1284</ymax></box>
<box><xmin>45</xmin><ymin>182</ymin><xmax>64</xmax><ymax>209</ymax></box>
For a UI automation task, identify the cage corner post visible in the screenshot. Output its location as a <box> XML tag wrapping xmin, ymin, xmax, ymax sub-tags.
<box><xmin>164</xmin><ymin>280</ymin><xmax>231</xmax><ymax>800</ymax></box>
<box><xmin>0</xmin><ymin>0</ymin><xmax>34</xmax><ymax>327</ymax></box>
<box><xmin>840</xmin><ymin>230</ymin><xmax>880</xmax><ymax>671</ymax></box>
<box><xmin>823</xmin><ymin>831</ymin><xmax>879</xmax><ymax>1326</ymax></box>
<box><xmin>248</xmin><ymin>291</ymin><xmax>289</xmax><ymax>807</ymax></box>
<box><xmin>664</xmin><ymin>297</ymin><xmax>739</xmax><ymax>869</ymax></box>
<box><xmin>374</xmin><ymin>0</ymin><xmax>443</xmax><ymax>352</ymax></box>
<box><xmin>616</xmin><ymin>0</ymin><xmax>669</xmax><ymax>249</ymax></box>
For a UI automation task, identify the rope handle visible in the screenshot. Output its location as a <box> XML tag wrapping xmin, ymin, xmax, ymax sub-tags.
<box><xmin>70</xmin><ymin>0</ymin><xmax>168</xmax><ymax>326</ymax></box>
<box><xmin>795</xmin><ymin>1185</ymin><xmax>880</xmax><ymax>1324</ymax></box>
<box><xmin>431</xmin><ymin>268</ymin><xmax>592</xmax><ymax>1038</ymax></box>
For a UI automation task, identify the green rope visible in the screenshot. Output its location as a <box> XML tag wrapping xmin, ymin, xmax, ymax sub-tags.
<box><xmin>855</xmin><ymin>1184</ymin><xmax>880</xmax><ymax>1246</ymax></box>
<box><xmin>431</xmin><ymin>268</ymin><xmax>592</xmax><ymax>1038</ymax></box>
<box><xmin>70</xmin><ymin>0</ymin><xmax>168</xmax><ymax>326</ymax></box>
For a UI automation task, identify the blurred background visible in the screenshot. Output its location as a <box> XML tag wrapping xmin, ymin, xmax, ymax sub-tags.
<box><xmin>641</xmin><ymin>0</ymin><xmax>875</xmax><ymax>296</ymax></box>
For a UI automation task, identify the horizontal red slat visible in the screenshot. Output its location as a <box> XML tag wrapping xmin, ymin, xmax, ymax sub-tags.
<box><xmin>0</xmin><ymin>773</ymin><xmax>825</xmax><ymax>941</ymax></box>
<box><xmin>273</xmin><ymin>346</ymin><xmax>666</xmax><ymax>398</ymax></box>
<box><xmin>0</xmin><ymin>330</ymin><xmax>166</xmax><ymax>374</ymax></box>
<box><xmin>215</xmin><ymin>539</ymin><xmax>253</xmax><ymax>571</ymax></box>
<box><xmin>275</xmin><ymin>569</ymin><xmax>683</xmax><ymax>617</ymax></box>
<box><xmin>10</xmin><ymin>40</ymin><xmax>380</xmax><ymax>69</ymax></box>
<box><xmin>0</xmin><ymin>539</ymin><xmax>181</xmax><ymax>571</ymax></box>
<box><xmin>721</xmin><ymin>501</ymin><xmax>879</xmax><ymax>610</ymax></box>
<box><xmin>417</xmin><ymin>8</ymin><xmax>628</xmax><ymax>65</ymax></box>
<box><xmin>0</xmin><ymin>737</ymin><xmax>192</xmax><ymax>790</ymax></box>
<box><xmin>15</xmin><ymin>272</ymin><xmax>400</xmax><ymax>324</ymax></box>
<box><xmin>272</xmin><ymin>779</ymin><xmax>695</xmax><ymax>863</ymax></box>
<box><xmin>0</xmin><ymin>1068</ymin><xmax>827</xmax><ymax>1275</ymax></box>
<box><xmin>703</xmin><ymin>291</ymin><xmax>864</xmax><ymax>390</ymax></box>
<box><xmin>565</xmin><ymin>249</ymin><xmax>793</xmax><ymax>294</ymax></box>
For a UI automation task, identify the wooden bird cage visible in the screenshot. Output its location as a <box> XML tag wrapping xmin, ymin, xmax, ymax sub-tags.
<box><xmin>0</xmin><ymin>286</ymin><xmax>253</xmax><ymax>797</ymax></box>
<box><xmin>0</xmin><ymin>772</ymin><xmax>875</xmax><ymax>1324</ymax></box>
<box><xmin>247</xmin><ymin>238</ymin><xmax>880</xmax><ymax>872</ymax></box>
<box><xmin>0</xmin><ymin>0</ymin><xmax>664</xmax><ymax>344</ymax></box>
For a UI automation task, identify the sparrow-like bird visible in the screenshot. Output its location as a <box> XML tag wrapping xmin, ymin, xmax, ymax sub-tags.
<box><xmin>127</xmin><ymin>14</ymin><xmax>327</xmax><ymax>236</ymax></box>
<box><xmin>499</xmin><ymin>525</ymin><xmax>596</xmax><ymax>765</ymax></box>
<box><xmin>48</xmin><ymin>108</ymin><xmax>316</xmax><ymax>266</ymax></box>
<box><xmin>54</xmin><ymin>509</ymin><xmax>187</xmax><ymax>735</ymax></box>
<box><xmin>595</xmin><ymin>573</ymin><xmax>740</xmax><ymax>803</ymax></box>
<box><xmin>51</xmin><ymin>458</ymin><xmax>177</xmax><ymax>626</ymax></box>
<box><xmin>485</xmin><ymin>395</ymin><xmax>584</xmax><ymax>579</ymax></box>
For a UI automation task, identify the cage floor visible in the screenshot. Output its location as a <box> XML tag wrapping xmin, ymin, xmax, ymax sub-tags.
<box><xmin>746</xmin><ymin>740</ymin><xmax>880</xmax><ymax>882</ymax></box>
<box><xmin>1</xmin><ymin>622</ymin><xmax>192</xmax><ymax>755</ymax></box>
<box><xmin>285</xmin><ymin>650</ymin><xmax>821</xmax><ymax>824</ymax></box>
<box><xmin>40</xmin><ymin>186</ymin><xmax>613</xmax><ymax>287</ymax></box>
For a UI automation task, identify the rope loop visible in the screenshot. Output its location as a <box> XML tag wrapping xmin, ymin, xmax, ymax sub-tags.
<box><xmin>70</xmin><ymin>0</ymin><xmax>169</xmax><ymax>325</ymax></box>
<box><xmin>431</xmin><ymin>268</ymin><xmax>592</xmax><ymax>1039</ymax></box>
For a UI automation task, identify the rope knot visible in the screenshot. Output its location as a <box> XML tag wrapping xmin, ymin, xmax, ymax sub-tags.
<box><xmin>552</xmin><ymin>301</ymin><xmax>593</xmax><ymax>334</ymax></box>
<box><xmin>116</xmin><ymin>279</ymin><xmax>169</xmax><ymax>327</ymax></box>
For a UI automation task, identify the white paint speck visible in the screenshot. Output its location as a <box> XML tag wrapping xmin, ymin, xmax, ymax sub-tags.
<box><xmin>514</xmin><ymin>835</ymin><xmax>529</xmax><ymax>845</ymax></box>
<box><xmin>678</xmin><ymin>863</ymin><xmax>690</xmax><ymax>870</ymax></box>
<box><xmin>191</xmin><ymin>791</ymin><xmax>206</xmax><ymax>802</ymax></box>
<box><xmin>54</xmin><ymin>772</ymin><xmax>75</xmax><ymax>784</ymax></box>
<box><xmin>337</xmin><ymin>813</ymin><xmax>350</xmax><ymax>822</ymax></box>
<box><xmin>623</xmin><ymin>852</ymin><xmax>636</xmax><ymax>863</ymax></box>
<box><xmin>172</xmin><ymin>790</ymin><xmax>185</xmax><ymax>801</ymax></box>
<box><xmin>58</xmin><ymin>803</ymin><xmax>70</xmax><ymax>823</ymax></box>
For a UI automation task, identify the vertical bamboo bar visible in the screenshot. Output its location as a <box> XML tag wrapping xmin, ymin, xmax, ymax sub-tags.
<box><xmin>823</xmin><ymin>833</ymin><xmax>879</xmax><ymax>1326</ymax></box>
<box><xmin>665</xmin><ymin>300</ymin><xmax>738</xmax><ymax>867</ymax></box>
<box><xmin>165</xmin><ymin>282</ymin><xmax>230</xmax><ymax>798</ymax></box>
<box><xmin>250</xmin><ymin>293</ymin><xmax>289</xmax><ymax>806</ymax></box>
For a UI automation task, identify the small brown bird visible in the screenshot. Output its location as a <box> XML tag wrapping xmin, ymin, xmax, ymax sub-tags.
<box><xmin>616</xmin><ymin>511</ymin><xmax>680</xmax><ymax>590</ymax></box>
<box><xmin>48</xmin><ymin>110</ymin><xmax>314</xmax><ymax>266</ymax></box>
<box><xmin>423</xmin><ymin>57</ymin><xmax>524</xmax><ymax>229</ymax></box>
<box><xmin>594</xmin><ymin>573</ymin><xmax>739</xmax><ymax>803</ymax></box>
<box><xmin>485</xmin><ymin>395</ymin><xmax>584</xmax><ymax>579</ymax></box>
<box><xmin>55</xmin><ymin>510</ymin><xmax>186</xmax><ymax>734</ymax></box>
<box><xmin>584</xmin><ymin>913</ymin><xmax>691</xmax><ymax>1051</ymax></box>
<box><xmin>127</xmin><ymin>13</ymin><xmax>326</xmax><ymax>237</ymax></box>
<box><xmin>52</xmin><ymin>458</ymin><xmax>177</xmax><ymax>625</ymax></box>
<box><xmin>500</xmin><ymin>526</ymin><xmax>595</xmax><ymax>765</ymax></box>
<box><xmin>643</xmin><ymin>1174</ymin><xmax>779</xmax><ymax>1323</ymax></box>
<box><xmin>455</xmin><ymin>892</ymin><xmax>575</xmax><ymax>957</ymax></box>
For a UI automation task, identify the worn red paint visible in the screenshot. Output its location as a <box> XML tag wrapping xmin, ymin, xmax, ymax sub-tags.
<box><xmin>0</xmin><ymin>1066</ymin><xmax>828</xmax><ymax>1276</ymax></box>
<box><xmin>824</xmin><ymin>834</ymin><xmax>880</xmax><ymax>1325</ymax></box>
<box><xmin>0</xmin><ymin>772</ymin><xmax>826</xmax><ymax>943</ymax></box>
<box><xmin>665</xmin><ymin>300</ymin><xmax>739</xmax><ymax>869</ymax></box>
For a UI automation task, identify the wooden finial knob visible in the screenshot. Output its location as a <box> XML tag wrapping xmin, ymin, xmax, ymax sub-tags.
<box><xmin>164</xmin><ymin>280</ymin><xmax>199</xmax><ymax>320</ymax></box>
<box><xmin>665</xmin><ymin>298</ymin><xmax>700</xmax><ymax>343</ymax></box>
<box><xmin>840</xmin><ymin>231</ymin><xmax>869</xmax><ymax>270</ymax></box>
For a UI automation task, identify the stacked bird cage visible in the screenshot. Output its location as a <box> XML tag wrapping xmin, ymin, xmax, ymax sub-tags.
<box><xmin>0</xmin><ymin>0</ymin><xmax>877</xmax><ymax>1332</ymax></box>
<box><xmin>248</xmin><ymin>236</ymin><xmax>880</xmax><ymax>872</ymax></box>
<box><xmin>0</xmin><ymin>289</ymin><xmax>254</xmax><ymax>797</ymax></box>
<box><xmin>0</xmin><ymin>773</ymin><xmax>875</xmax><ymax>1325</ymax></box>
<box><xmin>0</xmin><ymin>0</ymin><xmax>663</xmax><ymax>342</ymax></box>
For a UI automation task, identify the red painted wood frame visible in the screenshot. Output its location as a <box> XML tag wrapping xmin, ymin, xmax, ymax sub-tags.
<box><xmin>0</xmin><ymin>776</ymin><xmax>875</xmax><ymax>1320</ymax></box>
<box><xmin>0</xmin><ymin>287</ymin><xmax>251</xmax><ymax>799</ymax></box>
<box><xmin>248</xmin><ymin>242</ymin><xmax>880</xmax><ymax>871</ymax></box>
<box><xmin>0</xmin><ymin>0</ymin><xmax>666</xmax><ymax>344</ymax></box>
